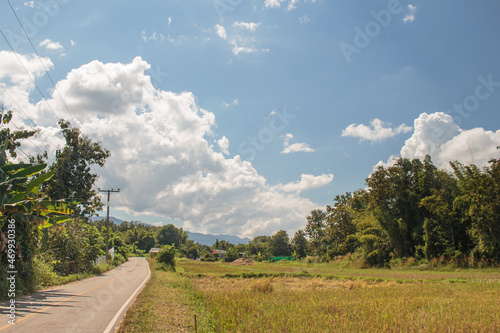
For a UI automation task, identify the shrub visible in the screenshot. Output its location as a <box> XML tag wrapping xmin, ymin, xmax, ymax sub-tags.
<box><xmin>156</xmin><ymin>245</ymin><xmax>176</xmax><ymax>271</ymax></box>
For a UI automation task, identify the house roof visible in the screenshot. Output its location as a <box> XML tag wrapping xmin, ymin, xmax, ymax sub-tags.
<box><xmin>149</xmin><ymin>248</ymin><xmax>162</xmax><ymax>253</ymax></box>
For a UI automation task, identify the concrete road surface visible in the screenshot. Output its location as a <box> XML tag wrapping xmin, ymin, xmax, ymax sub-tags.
<box><xmin>0</xmin><ymin>257</ymin><xmax>150</xmax><ymax>333</ymax></box>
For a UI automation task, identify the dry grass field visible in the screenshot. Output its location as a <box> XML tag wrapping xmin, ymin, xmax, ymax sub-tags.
<box><xmin>118</xmin><ymin>259</ymin><xmax>500</xmax><ymax>332</ymax></box>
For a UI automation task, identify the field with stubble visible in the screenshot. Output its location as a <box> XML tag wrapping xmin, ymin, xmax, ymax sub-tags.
<box><xmin>118</xmin><ymin>259</ymin><xmax>500</xmax><ymax>332</ymax></box>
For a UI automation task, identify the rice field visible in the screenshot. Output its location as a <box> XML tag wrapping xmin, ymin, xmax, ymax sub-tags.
<box><xmin>179</xmin><ymin>260</ymin><xmax>500</xmax><ymax>332</ymax></box>
<box><xmin>118</xmin><ymin>260</ymin><xmax>500</xmax><ymax>332</ymax></box>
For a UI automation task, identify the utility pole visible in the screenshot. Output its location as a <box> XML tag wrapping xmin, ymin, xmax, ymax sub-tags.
<box><xmin>130</xmin><ymin>220</ymin><xmax>141</xmax><ymax>254</ymax></box>
<box><xmin>99</xmin><ymin>188</ymin><xmax>120</xmax><ymax>261</ymax></box>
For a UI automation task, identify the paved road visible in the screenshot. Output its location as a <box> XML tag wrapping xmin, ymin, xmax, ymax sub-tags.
<box><xmin>0</xmin><ymin>257</ymin><xmax>150</xmax><ymax>333</ymax></box>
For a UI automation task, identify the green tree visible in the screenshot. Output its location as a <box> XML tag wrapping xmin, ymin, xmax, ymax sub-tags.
<box><xmin>305</xmin><ymin>209</ymin><xmax>326</xmax><ymax>255</ymax></box>
<box><xmin>270</xmin><ymin>230</ymin><xmax>291</xmax><ymax>257</ymax></box>
<box><xmin>247</xmin><ymin>236</ymin><xmax>271</xmax><ymax>256</ymax></box>
<box><xmin>155</xmin><ymin>224</ymin><xmax>188</xmax><ymax>248</ymax></box>
<box><xmin>451</xmin><ymin>151</ymin><xmax>500</xmax><ymax>262</ymax></box>
<box><xmin>0</xmin><ymin>109</ymin><xmax>39</xmax><ymax>159</ymax></box>
<box><xmin>291</xmin><ymin>230</ymin><xmax>308</xmax><ymax>258</ymax></box>
<box><xmin>323</xmin><ymin>193</ymin><xmax>358</xmax><ymax>258</ymax></box>
<box><xmin>45</xmin><ymin>120</ymin><xmax>110</xmax><ymax>217</ymax></box>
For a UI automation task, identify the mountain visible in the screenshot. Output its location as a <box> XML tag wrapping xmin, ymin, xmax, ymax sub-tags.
<box><xmin>90</xmin><ymin>216</ymin><xmax>127</xmax><ymax>225</ymax></box>
<box><xmin>89</xmin><ymin>216</ymin><xmax>251</xmax><ymax>245</ymax></box>
<box><xmin>187</xmin><ymin>232</ymin><xmax>251</xmax><ymax>246</ymax></box>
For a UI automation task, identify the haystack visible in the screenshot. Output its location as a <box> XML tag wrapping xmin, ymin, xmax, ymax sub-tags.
<box><xmin>230</xmin><ymin>258</ymin><xmax>255</xmax><ymax>265</ymax></box>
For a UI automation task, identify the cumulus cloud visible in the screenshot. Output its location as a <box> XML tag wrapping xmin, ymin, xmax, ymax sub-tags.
<box><xmin>0</xmin><ymin>54</ymin><xmax>322</xmax><ymax>237</ymax></box>
<box><xmin>378</xmin><ymin>112</ymin><xmax>500</xmax><ymax>169</ymax></box>
<box><xmin>39</xmin><ymin>39</ymin><xmax>63</xmax><ymax>51</ymax></box>
<box><xmin>281</xmin><ymin>133</ymin><xmax>316</xmax><ymax>154</ymax></box>
<box><xmin>218</xmin><ymin>136</ymin><xmax>230</xmax><ymax>155</ymax></box>
<box><xmin>278</xmin><ymin>174</ymin><xmax>334</xmax><ymax>193</ymax></box>
<box><xmin>215</xmin><ymin>24</ymin><xmax>227</xmax><ymax>40</ymax></box>
<box><xmin>342</xmin><ymin>118</ymin><xmax>412</xmax><ymax>142</ymax></box>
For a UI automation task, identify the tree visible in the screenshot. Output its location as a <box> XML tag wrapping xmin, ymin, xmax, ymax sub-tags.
<box><xmin>323</xmin><ymin>193</ymin><xmax>358</xmax><ymax>258</ymax></box>
<box><xmin>305</xmin><ymin>209</ymin><xmax>326</xmax><ymax>255</ymax></box>
<box><xmin>247</xmin><ymin>236</ymin><xmax>271</xmax><ymax>256</ymax></box>
<box><xmin>366</xmin><ymin>156</ymin><xmax>437</xmax><ymax>259</ymax></box>
<box><xmin>45</xmin><ymin>120</ymin><xmax>110</xmax><ymax>217</ymax></box>
<box><xmin>0</xmin><ymin>108</ymin><xmax>39</xmax><ymax>159</ymax></box>
<box><xmin>155</xmin><ymin>224</ymin><xmax>188</xmax><ymax>248</ymax></box>
<box><xmin>291</xmin><ymin>230</ymin><xmax>308</xmax><ymax>258</ymax></box>
<box><xmin>270</xmin><ymin>230</ymin><xmax>291</xmax><ymax>257</ymax></box>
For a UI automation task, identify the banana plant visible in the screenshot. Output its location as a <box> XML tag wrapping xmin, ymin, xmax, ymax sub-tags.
<box><xmin>0</xmin><ymin>140</ymin><xmax>78</xmax><ymax>228</ymax></box>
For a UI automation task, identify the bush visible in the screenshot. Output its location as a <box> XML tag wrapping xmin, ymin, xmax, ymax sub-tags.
<box><xmin>156</xmin><ymin>245</ymin><xmax>176</xmax><ymax>271</ymax></box>
<box><xmin>33</xmin><ymin>254</ymin><xmax>60</xmax><ymax>288</ymax></box>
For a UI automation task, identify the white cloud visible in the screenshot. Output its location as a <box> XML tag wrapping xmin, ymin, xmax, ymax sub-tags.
<box><xmin>342</xmin><ymin>118</ymin><xmax>412</xmax><ymax>142</ymax></box>
<box><xmin>141</xmin><ymin>30</ymin><xmax>166</xmax><ymax>42</ymax></box>
<box><xmin>215</xmin><ymin>24</ymin><xmax>227</xmax><ymax>40</ymax></box>
<box><xmin>265</xmin><ymin>0</ymin><xmax>284</xmax><ymax>8</ymax></box>
<box><xmin>215</xmin><ymin>24</ymin><xmax>267</xmax><ymax>56</ymax></box>
<box><xmin>24</xmin><ymin>1</ymin><xmax>35</xmax><ymax>8</ymax></box>
<box><xmin>0</xmin><ymin>55</ymin><xmax>322</xmax><ymax>238</ymax></box>
<box><xmin>168</xmin><ymin>17</ymin><xmax>172</xmax><ymax>27</ymax></box>
<box><xmin>39</xmin><ymin>39</ymin><xmax>63</xmax><ymax>51</ymax></box>
<box><xmin>0</xmin><ymin>51</ymin><xmax>52</xmax><ymax>90</ymax></box>
<box><xmin>278</xmin><ymin>174</ymin><xmax>334</xmax><ymax>193</ymax></box>
<box><xmin>233</xmin><ymin>22</ymin><xmax>261</xmax><ymax>32</ymax></box>
<box><xmin>281</xmin><ymin>133</ymin><xmax>316</xmax><ymax>154</ymax></box>
<box><xmin>70</xmin><ymin>40</ymin><xmax>76</xmax><ymax>46</ymax></box>
<box><xmin>403</xmin><ymin>4</ymin><xmax>417</xmax><ymax>23</ymax></box>
<box><xmin>218</xmin><ymin>136</ymin><xmax>230</xmax><ymax>155</ymax></box>
<box><xmin>377</xmin><ymin>112</ymin><xmax>500</xmax><ymax>169</ymax></box>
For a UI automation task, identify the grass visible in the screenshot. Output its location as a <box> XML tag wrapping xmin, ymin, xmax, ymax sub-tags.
<box><xmin>117</xmin><ymin>259</ymin><xmax>214</xmax><ymax>333</ymax></box>
<box><xmin>118</xmin><ymin>259</ymin><xmax>500</xmax><ymax>332</ymax></box>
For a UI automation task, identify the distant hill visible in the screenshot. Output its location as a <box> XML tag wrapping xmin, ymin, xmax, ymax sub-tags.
<box><xmin>90</xmin><ymin>216</ymin><xmax>126</xmax><ymax>225</ymax></box>
<box><xmin>89</xmin><ymin>216</ymin><xmax>251</xmax><ymax>246</ymax></box>
<box><xmin>187</xmin><ymin>232</ymin><xmax>251</xmax><ymax>246</ymax></box>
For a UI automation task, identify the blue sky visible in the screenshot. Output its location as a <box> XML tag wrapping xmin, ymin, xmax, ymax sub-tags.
<box><xmin>1</xmin><ymin>0</ymin><xmax>500</xmax><ymax>237</ymax></box>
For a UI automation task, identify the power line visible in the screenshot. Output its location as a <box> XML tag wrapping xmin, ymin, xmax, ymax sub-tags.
<box><xmin>0</xmin><ymin>30</ymin><xmax>62</xmax><ymax>121</ymax></box>
<box><xmin>5</xmin><ymin>0</ymin><xmax>78</xmax><ymax>124</ymax></box>
<box><xmin>1</xmin><ymin>4</ymin><xmax>123</xmax><ymax>192</ymax></box>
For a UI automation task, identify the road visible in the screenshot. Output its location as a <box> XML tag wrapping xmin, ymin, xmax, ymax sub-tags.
<box><xmin>0</xmin><ymin>257</ymin><xmax>150</xmax><ymax>333</ymax></box>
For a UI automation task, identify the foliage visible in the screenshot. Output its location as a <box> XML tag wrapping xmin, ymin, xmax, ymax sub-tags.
<box><xmin>47</xmin><ymin>218</ymin><xmax>104</xmax><ymax>275</ymax></box>
<box><xmin>303</xmin><ymin>150</ymin><xmax>500</xmax><ymax>267</ymax></box>
<box><xmin>44</xmin><ymin>120</ymin><xmax>110</xmax><ymax>216</ymax></box>
<box><xmin>156</xmin><ymin>244</ymin><xmax>177</xmax><ymax>271</ymax></box>
<box><xmin>269</xmin><ymin>230</ymin><xmax>291</xmax><ymax>257</ymax></box>
<box><xmin>155</xmin><ymin>224</ymin><xmax>188</xmax><ymax>249</ymax></box>
<box><xmin>0</xmin><ymin>132</ymin><xmax>76</xmax><ymax>296</ymax></box>
<box><xmin>291</xmin><ymin>230</ymin><xmax>308</xmax><ymax>258</ymax></box>
<box><xmin>223</xmin><ymin>246</ymin><xmax>239</xmax><ymax>262</ymax></box>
